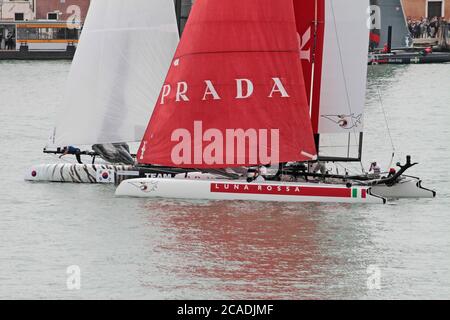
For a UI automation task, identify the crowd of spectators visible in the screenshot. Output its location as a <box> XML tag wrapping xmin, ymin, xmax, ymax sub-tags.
<box><xmin>408</xmin><ymin>16</ymin><xmax>446</xmax><ymax>39</ymax></box>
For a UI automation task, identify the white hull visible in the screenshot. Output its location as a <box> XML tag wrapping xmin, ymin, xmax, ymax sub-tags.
<box><xmin>24</xmin><ymin>164</ymin><xmax>226</xmax><ymax>184</ymax></box>
<box><xmin>115</xmin><ymin>178</ymin><xmax>386</xmax><ymax>204</ymax></box>
<box><xmin>371</xmin><ymin>177</ymin><xmax>436</xmax><ymax>199</ymax></box>
<box><xmin>25</xmin><ymin>164</ymin><xmax>135</xmax><ymax>184</ymax></box>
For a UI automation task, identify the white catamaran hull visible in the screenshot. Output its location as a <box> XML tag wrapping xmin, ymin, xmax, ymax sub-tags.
<box><xmin>24</xmin><ymin>164</ymin><xmax>228</xmax><ymax>184</ymax></box>
<box><xmin>370</xmin><ymin>177</ymin><xmax>436</xmax><ymax>199</ymax></box>
<box><xmin>25</xmin><ymin>164</ymin><xmax>135</xmax><ymax>184</ymax></box>
<box><xmin>115</xmin><ymin>178</ymin><xmax>386</xmax><ymax>204</ymax></box>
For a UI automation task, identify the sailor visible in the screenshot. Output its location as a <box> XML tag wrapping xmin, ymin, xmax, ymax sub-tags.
<box><xmin>387</xmin><ymin>168</ymin><xmax>397</xmax><ymax>178</ymax></box>
<box><xmin>5</xmin><ymin>32</ymin><xmax>14</xmax><ymax>50</ymax></box>
<box><xmin>311</xmin><ymin>161</ymin><xmax>327</xmax><ymax>175</ymax></box>
<box><xmin>59</xmin><ymin>146</ymin><xmax>83</xmax><ymax>164</ymax></box>
<box><xmin>258</xmin><ymin>165</ymin><xmax>269</xmax><ymax>181</ymax></box>
<box><xmin>246</xmin><ymin>166</ymin><xmax>268</xmax><ymax>183</ymax></box>
<box><xmin>369</xmin><ymin>161</ymin><xmax>381</xmax><ymax>177</ymax></box>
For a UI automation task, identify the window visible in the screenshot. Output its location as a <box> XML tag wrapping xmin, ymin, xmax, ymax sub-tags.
<box><xmin>427</xmin><ymin>0</ymin><xmax>444</xmax><ymax>18</ymax></box>
<box><xmin>48</xmin><ymin>13</ymin><xmax>58</xmax><ymax>20</ymax></box>
<box><xmin>16</xmin><ymin>27</ymin><xmax>80</xmax><ymax>41</ymax></box>
<box><xmin>15</xmin><ymin>13</ymin><xmax>25</xmax><ymax>21</ymax></box>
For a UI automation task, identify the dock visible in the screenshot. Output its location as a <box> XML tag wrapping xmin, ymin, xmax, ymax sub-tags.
<box><xmin>0</xmin><ymin>46</ymin><xmax>75</xmax><ymax>61</ymax></box>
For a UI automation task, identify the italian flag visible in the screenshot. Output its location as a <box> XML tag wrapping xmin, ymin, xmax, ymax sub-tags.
<box><xmin>352</xmin><ymin>188</ymin><xmax>367</xmax><ymax>199</ymax></box>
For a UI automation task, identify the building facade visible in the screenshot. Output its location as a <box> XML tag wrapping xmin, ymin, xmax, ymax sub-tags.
<box><xmin>0</xmin><ymin>0</ymin><xmax>36</xmax><ymax>21</ymax></box>
<box><xmin>0</xmin><ymin>0</ymin><xmax>90</xmax><ymax>22</ymax></box>
<box><xmin>35</xmin><ymin>0</ymin><xmax>90</xmax><ymax>22</ymax></box>
<box><xmin>403</xmin><ymin>0</ymin><xmax>450</xmax><ymax>19</ymax></box>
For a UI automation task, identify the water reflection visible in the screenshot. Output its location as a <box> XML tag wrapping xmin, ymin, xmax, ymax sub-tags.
<box><xmin>138</xmin><ymin>200</ymin><xmax>371</xmax><ymax>299</ymax></box>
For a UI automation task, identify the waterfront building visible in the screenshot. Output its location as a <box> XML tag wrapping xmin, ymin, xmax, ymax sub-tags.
<box><xmin>35</xmin><ymin>0</ymin><xmax>90</xmax><ymax>22</ymax></box>
<box><xmin>0</xmin><ymin>0</ymin><xmax>90</xmax><ymax>22</ymax></box>
<box><xmin>0</xmin><ymin>0</ymin><xmax>36</xmax><ymax>21</ymax></box>
<box><xmin>1</xmin><ymin>0</ymin><xmax>90</xmax><ymax>52</ymax></box>
<box><xmin>403</xmin><ymin>0</ymin><xmax>450</xmax><ymax>20</ymax></box>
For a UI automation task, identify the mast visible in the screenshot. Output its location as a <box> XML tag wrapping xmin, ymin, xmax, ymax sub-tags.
<box><xmin>293</xmin><ymin>0</ymin><xmax>325</xmax><ymax>156</ymax></box>
<box><xmin>311</xmin><ymin>0</ymin><xmax>323</xmax><ymax>155</ymax></box>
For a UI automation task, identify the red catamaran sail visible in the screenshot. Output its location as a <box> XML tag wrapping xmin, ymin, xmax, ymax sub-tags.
<box><xmin>138</xmin><ymin>0</ymin><xmax>317</xmax><ymax>168</ymax></box>
<box><xmin>294</xmin><ymin>0</ymin><xmax>325</xmax><ymax>134</ymax></box>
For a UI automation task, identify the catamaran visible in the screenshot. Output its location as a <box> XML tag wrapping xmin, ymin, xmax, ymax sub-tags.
<box><xmin>115</xmin><ymin>0</ymin><xmax>436</xmax><ymax>204</ymax></box>
<box><xmin>25</xmin><ymin>0</ymin><xmax>185</xmax><ymax>184</ymax></box>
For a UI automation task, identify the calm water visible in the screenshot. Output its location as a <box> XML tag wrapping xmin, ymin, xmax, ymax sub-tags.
<box><xmin>0</xmin><ymin>60</ymin><xmax>449</xmax><ymax>299</ymax></box>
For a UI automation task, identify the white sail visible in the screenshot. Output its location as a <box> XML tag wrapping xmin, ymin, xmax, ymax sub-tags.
<box><xmin>317</xmin><ymin>0</ymin><xmax>369</xmax><ymax>159</ymax></box>
<box><xmin>318</xmin><ymin>0</ymin><xmax>369</xmax><ymax>134</ymax></box>
<box><xmin>50</xmin><ymin>0</ymin><xmax>179</xmax><ymax>148</ymax></box>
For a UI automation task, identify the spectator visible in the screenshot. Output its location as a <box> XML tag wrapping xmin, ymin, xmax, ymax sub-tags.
<box><xmin>0</xmin><ymin>32</ymin><xmax>4</xmax><ymax>50</ymax></box>
<box><xmin>6</xmin><ymin>34</ymin><xmax>14</xmax><ymax>50</ymax></box>
<box><xmin>408</xmin><ymin>16</ymin><xmax>444</xmax><ymax>39</ymax></box>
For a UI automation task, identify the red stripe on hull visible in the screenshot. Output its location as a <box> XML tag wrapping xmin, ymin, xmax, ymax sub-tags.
<box><xmin>211</xmin><ymin>183</ymin><xmax>352</xmax><ymax>198</ymax></box>
<box><xmin>362</xmin><ymin>189</ymin><xmax>367</xmax><ymax>199</ymax></box>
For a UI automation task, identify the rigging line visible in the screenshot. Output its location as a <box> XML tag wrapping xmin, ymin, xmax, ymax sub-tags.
<box><xmin>376</xmin><ymin>85</ymin><xmax>396</xmax><ymax>169</ymax></box>
<box><xmin>376</xmin><ymin>85</ymin><xmax>396</xmax><ymax>152</ymax></box>
<box><xmin>335</xmin><ymin>162</ymin><xmax>362</xmax><ymax>175</ymax></box>
<box><xmin>329</xmin><ymin>0</ymin><xmax>365</xmax><ymax>173</ymax></box>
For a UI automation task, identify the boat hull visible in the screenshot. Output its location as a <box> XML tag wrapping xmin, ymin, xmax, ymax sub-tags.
<box><xmin>368</xmin><ymin>52</ymin><xmax>450</xmax><ymax>65</ymax></box>
<box><xmin>115</xmin><ymin>178</ymin><xmax>386</xmax><ymax>204</ymax></box>
<box><xmin>25</xmin><ymin>164</ymin><xmax>224</xmax><ymax>184</ymax></box>
<box><xmin>370</xmin><ymin>177</ymin><xmax>436</xmax><ymax>199</ymax></box>
<box><xmin>25</xmin><ymin>164</ymin><xmax>135</xmax><ymax>184</ymax></box>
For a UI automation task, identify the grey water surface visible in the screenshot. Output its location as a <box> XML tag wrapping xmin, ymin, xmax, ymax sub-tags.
<box><xmin>0</xmin><ymin>60</ymin><xmax>449</xmax><ymax>299</ymax></box>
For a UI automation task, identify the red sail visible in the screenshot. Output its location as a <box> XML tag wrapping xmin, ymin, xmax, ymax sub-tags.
<box><xmin>138</xmin><ymin>0</ymin><xmax>317</xmax><ymax>168</ymax></box>
<box><xmin>293</xmin><ymin>0</ymin><xmax>325</xmax><ymax>134</ymax></box>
